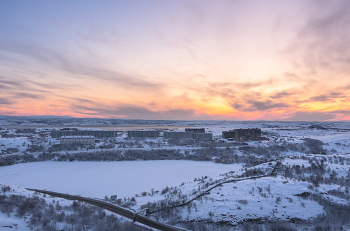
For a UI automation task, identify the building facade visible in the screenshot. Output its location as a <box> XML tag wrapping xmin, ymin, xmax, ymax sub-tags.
<box><xmin>222</xmin><ymin>129</ymin><xmax>261</xmax><ymax>141</ymax></box>
<box><xmin>52</xmin><ymin>130</ymin><xmax>119</xmax><ymax>138</ymax></box>
<box><xmin>164</xmin><ymin>132</ymin><xmax>194</xmax><ymax>139</ymax></box>
<box><xmin>164</xmin><ymin>131</ymin><xmax>213</xmax><ymax>140</ymax></box>
<box><xmin>127</xmin><ymin>130</ymin><xmax>160</xmax><ymax>138</ymax></box>
<box><xmin>60</xmin><ymin>136</ymin><xmax>95</xmax><ymax>145</ymax></box>
<box><xmin>222</xmin><ymin>130</ymin><xmax>235</xmax><ymax>139</ymax></box>
<box><xmin>235</xmin><ymin>128</ymin><xmax>261</xmax><ymax>141</ymax></box>
<box><xmin>185</xmin><ymin>128</ymin><xmax>205</xmax><ymax>133</ymax></box>
<box><xmin>194</xmin><ymin>133</ymin><xmax>213</xmax><ymax>140</ymax></box>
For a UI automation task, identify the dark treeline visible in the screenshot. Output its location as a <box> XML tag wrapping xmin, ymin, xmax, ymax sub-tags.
<box><xmin>238</xmin><ymin>138</ymin><xmax>327</xmax><ymax>157</ymax></box>
<box><xmin>0</xmin><ymin>147</ymin><xmax>273</xmax><ymax>168</ymax></box>
<box><xmin>310</xmin><ymin>193</ymin><xmax>350</xmax><ymax>229</ymax></box>
<box><xmin>0</xmin><ymin>138</ymin><xmax>328</xmax><ymax>168</ymax></box>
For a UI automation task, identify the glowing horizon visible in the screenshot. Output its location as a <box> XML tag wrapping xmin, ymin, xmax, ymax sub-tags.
<box><xmin>1</xmin><ymin>0</ymin><xmax>350</xmax><ymax>121</ymax></box>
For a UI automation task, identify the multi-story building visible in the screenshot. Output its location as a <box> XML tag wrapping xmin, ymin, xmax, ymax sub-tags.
<box><xmin>222</xmin><ymin>130</ymin><xmax>235</xmax><ymax>139</ymax></box>
<box><xmin>52</xmin><ymin>130</ymin><xmax>119</xmax><ymax>138</ymax></box>
<box><xmin>164</xmin><ymin>131</ymin><xmax>213</xmax><ymax>141</ymax></box>
<box><xmin>60</xmin><ymin>136</ymin><xmax>95</xmax><ymax>145</ymax></box>
<box><xmin>164</xmin><ymin>132</ymin><xmax>194</xmax><ymax>139</ymax></box>
<box><xmin>127</xmin><ymin>130</ymin><xmax>160</xmax><ymax>138</ymax></box>
<box><xmin>222</xmin><ymin>129</ymin><xmax>261</xmax><ymax>141</ymax></box>
<box><xmin>194</xmin><ymin>133</ymin><xmax>213</xmax><ymax>141</ymax></box>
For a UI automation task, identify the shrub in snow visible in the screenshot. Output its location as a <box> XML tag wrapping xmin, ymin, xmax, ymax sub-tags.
<box><xmin>275</xmin><ymin>196</ymin><xmax>282</xmax><ymax>204</ymax></box>
<box><xmin>5</xmin><ymin>147</ymin><xmax>19</xmax><ymax>153</ymax></box>
<box><xmin>266</xmin><ymin>221</ymin><xmax>296</xmax><ymax>231</ymax></box>
<box><xmin>237</xmin><ymin>199</ymin><xmax>248</xmax><ymax>205</ymax></box>
<box><xmin>303</xmin><ymin>138</ymin><xmax>326</xmax><ymax>154</ymax></box>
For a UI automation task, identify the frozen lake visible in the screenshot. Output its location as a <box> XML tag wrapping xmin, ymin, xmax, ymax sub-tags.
<box><xmin>0</xmin><ymin>160</ymin><xmax>241</xmax><ymax>198</ymax></box>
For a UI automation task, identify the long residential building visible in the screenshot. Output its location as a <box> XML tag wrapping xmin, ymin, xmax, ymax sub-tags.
<box><xmin>222</xmin><ymin>128</ymin><xmax>261</xmax><ymax>141</ymax></box>
<box><xmin>222</xmin><ymin>130</ymin><xmax>236</xmax><ymax>139</ymax></box>
<box><xmin>194</xmin><ymin>133</ymin><xmax>213</xmax><ymax>140</ymax></box>
<box><xmin>127</xmin><ymin>130</ymin><xmax>160</xmax><ymax>138</ymax></box>
<box><xmin>235</xmin><ymin>128</ymin><xmax>261</xmax><ymax>141</ymax></box>
<box><xmin>164</xmin><ymin>131</ymin><xmax>213</xmax><ymax>140</ymax></box>
<box><xmin>52</xmin><ymin>130</ymin><xmax>119</xmax><ymax>138</ymax></box>
<box><xmin>60</xmin><ymin>136</ymin><xmax>95</xmax><ymax>145</ymax></box>
<box><xmin>164</xmin><ymin>132</ymin><xmax>194</xmax><ymax>139</ymax></box>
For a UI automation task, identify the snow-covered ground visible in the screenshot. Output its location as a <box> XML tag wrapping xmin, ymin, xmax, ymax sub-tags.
<box><xmin>1</xmin><ymin>119</ymin><xmax>350</xmax><ymax>229</ymax></box>
<box><xmin>178</xmin><ymin>176</ymin><xmax>323</xmax><ymax>225</ymax></box>
<box><xmin>131</xmin><ymin>161</ymin><xmax>327</xmax><ymax>225</ymax></box>
<box><xmin>0</xmin><ymin>184</ymin><xmax>154</xmax><ymax>231</ymax></box>
<box><xmin>0</xmin><ymin>160</ymin><xmax>242</xmax><ymax>199</ymax></box>
<box><xmin>0</xmin><ymin>212</ymin><xmax>31</xmax><ymax>231</ymax></box>
<box><xmin>0</xmin><ymin>137</ymin><xmax>31</xmax><ymax>152</ymax></box>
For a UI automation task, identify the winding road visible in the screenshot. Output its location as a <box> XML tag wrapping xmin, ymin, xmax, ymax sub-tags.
<box><xmin>26</xmin><ymin>188</ymin><xmax>188</xmax><ymax>231</ymax></box>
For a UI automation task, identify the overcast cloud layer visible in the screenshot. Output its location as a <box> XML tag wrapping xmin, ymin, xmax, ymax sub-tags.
<box><xmin>0</xmin><ymin>0</ymin><xmax>349</xmax><ymax>121</ymax></box>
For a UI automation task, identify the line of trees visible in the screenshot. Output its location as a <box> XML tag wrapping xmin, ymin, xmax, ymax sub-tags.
<box><xmin>0</xmin><ymin>147</ymin><xmax>271</xmax><ymax>167</ymax></box>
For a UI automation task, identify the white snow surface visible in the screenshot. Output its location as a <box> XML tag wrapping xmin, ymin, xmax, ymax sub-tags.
<box><xmin>182</xmin><ymin>176</ymin><xmax>324</xmax><ymax>224</ymax></box>
<box><xmin>0</xmin><ymin>212</ymin><xmax>31</xmax><ymax>231</ymax></box>
<box><xmin>0</xmin><ymin>137</ymin><xmax>31</xmax><ymax>152</ymax></box>
<box><xmin>132</xmin><ymin>162</ymin><xmax>326</xmax><ymax>225</ymax></box>
<box><xmin>0</xmin><ymin>160</ymin><xmax>242</xmax><ymax>199</ymax></box>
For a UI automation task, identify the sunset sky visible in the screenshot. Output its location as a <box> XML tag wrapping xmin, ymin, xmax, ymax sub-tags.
<box><xmin>1</xmin><ymin>0</ymin><xmax>350</xmax><ymax>121</ymax></box>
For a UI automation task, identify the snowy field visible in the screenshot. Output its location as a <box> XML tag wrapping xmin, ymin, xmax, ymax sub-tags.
<box><xmin>0</xmin><ymin>160</ymin><xmax>242</xmax><ymax>198</ymax></box>
<box><xmin>178</xmin><ymin>176</ymin><xmax>324</xmax><ymax>224</ymax></box>
<box><xmin>0</xmin><ymin>137</ymin><xmax>31</xmax><ymax>152</ymax></box>
<box><xmin>0</xmin><ymin>212</ymin><xmax>31</xmax><ymax>231</ymax></box>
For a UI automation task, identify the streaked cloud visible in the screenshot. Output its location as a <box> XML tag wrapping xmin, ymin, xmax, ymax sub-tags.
<box><xmin>286</xmin><ymin>111</ymin><xmax>335</xmax><ymax>121</ymax></box>
<box><xmin>0</xmin><ymin>99</ymin><xmax>12</xmax><ymax>105</ymax></box>
<box><xmin>0</xmin><ymin>0</ymin><xmax>349</xmax><ymax>120</ymax></box>
<box><xmin>70</xmin><ymin>101</ymin><xmax>212</xmax><ymax>120</ymax></box>
<box><xmin>309</xmin><ymin>92</ymin><xmax>343</xmax><ymax>102</ymax></box>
